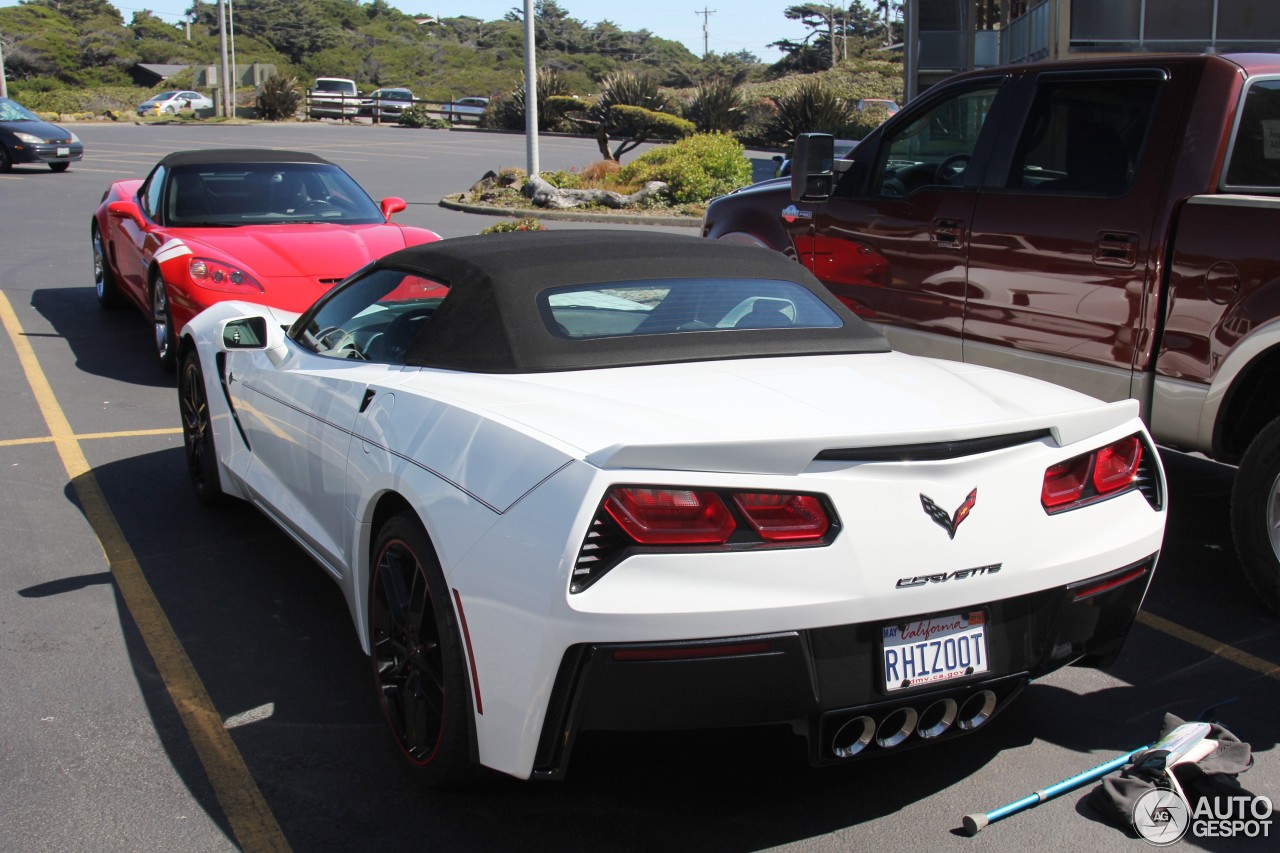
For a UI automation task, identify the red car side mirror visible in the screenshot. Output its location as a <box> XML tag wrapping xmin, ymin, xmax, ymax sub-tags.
<box><xmin>107</xmin><ymin>199</ymin><xmax>145</xmax><ymax>227</ymax></box>
<box><xmin>380</xmin><ymin>197</ymin><xmax>407</xmax><ymax>220</ymax></box>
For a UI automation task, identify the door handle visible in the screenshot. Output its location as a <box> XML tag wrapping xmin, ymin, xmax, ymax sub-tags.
<box><xmin>1094</xmin><ymin>231</ymin><xmax>1138</xmax><ymax>268</ymax></box>
<box><xmin>932</xmin><ymin>219</ymin><xmax>965</xmax><ymax>250</ymax></box>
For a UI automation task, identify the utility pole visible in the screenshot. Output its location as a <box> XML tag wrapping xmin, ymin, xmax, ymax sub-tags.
<box><xmin>694</xmin><ymin>7</ymin><xmax>715</xmax><ymax>58</ymax></box>
<box><xmin>217</xmin><ymin>0</ymin><xmax>232</xmax><ymax>117</ymax></box>
<box><xmin>0</xmin><ymin>31</ymin><xmax>8</xmax><ymax>99</ymax></box>
<box><xmin>523</xmin><ymin>0</ymin><xmax>539</xmax><ymax>179</ymax></box>
<box><xmin>228</xmin><ymin>0</ymin><xmax>237</xmax><ymax>107</ymax></box>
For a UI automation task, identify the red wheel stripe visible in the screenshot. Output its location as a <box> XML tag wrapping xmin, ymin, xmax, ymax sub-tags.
<box><xmin>452</xmin><ymin>589</ymin><xmax>483</xmax><ymax>715</ymax></box>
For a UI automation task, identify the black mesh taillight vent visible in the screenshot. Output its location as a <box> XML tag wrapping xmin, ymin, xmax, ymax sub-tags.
<box><xmin>572</xmin><ymin>512</ymin><xmax>631</xmax><ymax>593</ymax></box>
<box><xmin>1136</xmin><ymin>437</ymin><xmax>1164</xmax><ymax>511</ymax></box>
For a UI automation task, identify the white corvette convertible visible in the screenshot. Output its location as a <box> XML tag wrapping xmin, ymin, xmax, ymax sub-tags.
<box><xmin>177</xmin><ymin>231</ymin><xmax>1167</xmax><ymax>784</ymax></box>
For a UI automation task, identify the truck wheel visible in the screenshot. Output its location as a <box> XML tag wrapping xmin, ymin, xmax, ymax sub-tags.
<box><xmin>1231</xmin><ymin>416</ymin><xmax>1280</xmax><ymax>615</ymax></box>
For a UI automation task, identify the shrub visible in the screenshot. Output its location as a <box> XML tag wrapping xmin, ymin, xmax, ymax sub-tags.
<box><xmin>685</xmin><ymin>77</ymin><xmax>747</xmax><ymax>134</ymax></box>
<box><xmin>619</xmin><ymin>133</ymin><xmax>752</xmax><ymax>205</ymax></box>
<box><xmin>766</xmin><ymin>78</ymin><xmax>855</xmax><ymax>147</ymax></box>
<box><xmin>255</xmin><ymin>74</ymin><xmax>302</xmax><ymax>121</ymax></box>
<box><xmin>479</xmin><ymin>217</ymin><xmax>545</xmax><ymax>234</ymax></box>
<box><xmin>11</xmin><ymin>84</ymin><xmax>138</xmax><ymax>116</ymax></box>
<box><xmin>487</xmin><ymin>67</ymin><xmax>573</xmax><ymax>131</ymax></box>
<box><xmin>399</xmin><ymin>104</ymin><xmax>450</xmax><ymax>129</ymax></box>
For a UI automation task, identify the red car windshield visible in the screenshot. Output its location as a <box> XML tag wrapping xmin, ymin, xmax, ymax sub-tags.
<box><xmin>165</xmin><ymin>163</ymin><xmax>385</xmax><ymax>227</ymax></box>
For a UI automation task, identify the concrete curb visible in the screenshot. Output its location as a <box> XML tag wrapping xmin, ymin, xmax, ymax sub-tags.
<box><xmin>437</xmin><ymin>195</ymin><xmax>702</xmax><ymax>228</ymax></box>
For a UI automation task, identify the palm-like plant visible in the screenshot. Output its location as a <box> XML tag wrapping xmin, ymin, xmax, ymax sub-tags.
<box><xmin>767</xmin><ymin>77</ymin><xmax>854</xmax><ymax>146</ymax></box>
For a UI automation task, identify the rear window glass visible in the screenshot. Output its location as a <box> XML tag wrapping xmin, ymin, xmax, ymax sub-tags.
<box><xmin>1224</xmin><ymin>78</ymin><xmax>1280</xmax><ymax>191</ymax></box>
<box><xmin>540</xmin><ymin>278</ymin><xmax>843</xmax><ymax>340</ymax></box>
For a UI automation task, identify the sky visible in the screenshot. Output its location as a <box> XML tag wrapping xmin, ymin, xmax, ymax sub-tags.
<box><xmin>15</xmin><ymin>1</ymin><xmax>816</xmax><ymax>62</ymax></box>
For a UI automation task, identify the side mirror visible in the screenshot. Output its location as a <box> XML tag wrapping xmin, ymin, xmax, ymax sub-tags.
<box><xmin>790</xmin><ymin>133</ymin><xmax>835</xmax><ymax>203</ymax></box>
<box><xmin>107</xmin><ymin>199</ymin><xmax>145</xmax><ymax>227</ymax></box>
<box><xmin>222</xmin><ymin>316</ymin><xmax>269</xmax><ymax>350</ymax></box>
<box><xmin>381</xmin><ymin>197</ymin><xmax>407</xmax><ymax>220</ymax></box>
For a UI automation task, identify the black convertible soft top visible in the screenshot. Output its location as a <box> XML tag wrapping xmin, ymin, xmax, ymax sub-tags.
<box><xmin>158</xmin><ymin>148</ymin><xmax>334</xmax><ymax>169</ymax></box>
<box><xmin>373</xmin><ymin>230</ymin><xmax>889</xmax><ymax>373</ymax></box>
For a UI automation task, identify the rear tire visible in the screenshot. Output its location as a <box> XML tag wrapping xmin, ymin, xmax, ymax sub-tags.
<box><xmin>369</xmin><ymin>512</ymin><xmax>478</xmax><ymax>786</ymax></box>
<box><xmin>49</xmin><ymin>162</ymin><xmax>69</xmax><ymax>173</ymax></box>
<box><xmin>178</xmin><ymin>348</ymin><xmax>226</xmax><ymax>507</ymax></box>
<box><xmin>1231</xmin><ymin>416</ymin><xmax>1280</xmax><ymax>615</ymax></box>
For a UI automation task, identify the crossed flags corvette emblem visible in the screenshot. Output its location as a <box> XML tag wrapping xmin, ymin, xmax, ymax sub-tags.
<box><xmin>920</xmin><ymin>488</ymin><xmax>977</xmax><ymax>539</ymax></box>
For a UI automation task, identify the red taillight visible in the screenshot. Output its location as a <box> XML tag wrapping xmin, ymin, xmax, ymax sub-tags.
<box><xmin>732</xmin><ymin>492</ymin><xmax>830</xmax><ymax>541</ymax></box>
<box><xmin>1042</xmin><ymin>456</ymin><xmax>1091</xmax><ymax>508</ymax></box>
<box><xmin>1093</xmin><ymin>435</ymin><xmax>1143</xmax><ymax>494</ymax></box>
<box><xmin>1042</xmin><ymin>434</ymin><xmax>1146</xmax><ymax>513</ymax></box>
<box><xmin>603</xmin><ymin>487</ymin><xmax>735</xmax><ymax>545</ymax></box>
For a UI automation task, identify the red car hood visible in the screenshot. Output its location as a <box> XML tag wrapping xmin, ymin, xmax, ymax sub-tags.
<box><xmin>172</xmin><ymin>222</ymin><xmax>421</xmax><ymax>280</ymax></box>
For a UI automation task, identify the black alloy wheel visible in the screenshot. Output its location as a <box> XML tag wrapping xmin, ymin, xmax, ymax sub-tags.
<box><xmin>369</xmin><ymin>512</ymin><xmax>476</xmax><ymax>786</ymax></box>
<box><xmin>178</xmin><ymin>349</ymin><xmax>225</xmax><ymax>506</ymax></box>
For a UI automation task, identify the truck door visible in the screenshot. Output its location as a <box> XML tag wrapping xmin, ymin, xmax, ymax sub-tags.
<box><xmin>963</xmin><ymin>69</ymin><xmax>1181</xmax><ymax>402</ymax></box>
<box><xmin>808</xmin><ymin>81</ymin><xmax>1006</xmax><ymax>360</ymax></box>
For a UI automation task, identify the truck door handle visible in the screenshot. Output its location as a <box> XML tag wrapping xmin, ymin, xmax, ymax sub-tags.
<box><xmin>932</xmin><ymin>219</ymin><xmax>965</xmax><ymax>250</ymax></box>
<box><xmin>1094</xmin><ymin>231</ymin><xmax>1138</xmax><ymax>268</ymax></box>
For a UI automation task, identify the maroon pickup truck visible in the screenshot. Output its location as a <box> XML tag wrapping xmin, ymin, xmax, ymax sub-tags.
<box><xmin>703</xmin><ymin>53</ymin><xmax>1280</xmax><ymax>614</ymax></box>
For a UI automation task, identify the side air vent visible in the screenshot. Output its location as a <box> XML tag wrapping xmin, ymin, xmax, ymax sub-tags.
<box><xmin>815</xmin><ymin>429</ymin><xmax>1051</xmax><ymax>463</ymax></box>
<box><xmin>1135</xmin><ymin>435</ymin><xmax>1164</xmax><ymax>510</ymax></box>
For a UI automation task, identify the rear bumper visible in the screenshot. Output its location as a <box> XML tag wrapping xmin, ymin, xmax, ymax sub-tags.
<box><xmin>531</xmin><ymin>555</ymin><xmax>1155</xmax><ymax>779</ymax></box>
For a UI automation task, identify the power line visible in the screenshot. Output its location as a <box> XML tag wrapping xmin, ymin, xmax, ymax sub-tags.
<box><xmin>694</xmin><ymin>7</ymin><xmax>715</xmax><ymax>57</ymax></box>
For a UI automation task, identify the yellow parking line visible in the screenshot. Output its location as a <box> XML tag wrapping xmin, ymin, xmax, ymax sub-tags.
<box><xmin>1137</xmin><ymin>610</ymin><xmax>1280</xmax><ymax>681</ymax></box>
<box><xmin>0</xmin><ymin>427</ymin><xmax>181</xmax><ymax>447</ymax></box>
<box><xmin>0</xmin><ymin>292</ymin><xmax>291</xmax><ymax>853</ymax></box>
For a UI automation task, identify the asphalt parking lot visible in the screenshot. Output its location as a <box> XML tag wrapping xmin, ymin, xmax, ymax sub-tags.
<box><xmin>0</xmin><ymin>122</ymin><xmax>1277</xmax><ymax>852</ymax></box>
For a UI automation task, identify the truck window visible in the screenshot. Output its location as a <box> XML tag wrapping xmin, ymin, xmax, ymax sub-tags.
<box><xmin>875</xmin><ymin>86</ymin><xmax>998</xmax><ymax>197</ymax></box>
<box><xmin>1007</xmin><ymin>79</ymin><xmax>1159</xmax><ymax>196</ymax></box>
<box><xmin>1224</xmin><ymin>78</ymin><xmax>1280</xmax><ymax>191</ymax></box>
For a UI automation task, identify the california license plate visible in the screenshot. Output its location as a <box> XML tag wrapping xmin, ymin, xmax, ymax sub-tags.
<box><xmin>881</xmin><ymin>611</ymin><xmax>988</xmax><ymax>692</ymax></box>
<box><xmin>56</xmin><ymin>147</ymin><xmax>70</xmax><ymax>157</ymax></box>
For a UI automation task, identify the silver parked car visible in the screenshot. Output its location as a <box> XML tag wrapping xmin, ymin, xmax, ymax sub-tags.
<box><xmin>443</xmin><ymin>96</ymin><xmax>489</xmax><ymax>124</ymax></box>
<box><xmin>137</xmin><ymin>91</ymin><xmax>214</xmax><ymax>116</ymax></box>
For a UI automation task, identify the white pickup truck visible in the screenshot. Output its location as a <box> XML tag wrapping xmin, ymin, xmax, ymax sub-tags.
<box><xmin>308</xmin><ymin>77</ymin><xmax>359</xmax><ymax>119</ymax></box>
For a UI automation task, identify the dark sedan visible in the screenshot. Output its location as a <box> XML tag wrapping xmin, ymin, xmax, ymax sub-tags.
<box><xmin>0</xmin><ymin>97</ymin><xmax>84</xmax><ymax>172</ymax></box>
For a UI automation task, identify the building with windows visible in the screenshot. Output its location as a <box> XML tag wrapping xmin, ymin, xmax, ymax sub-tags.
<box><xmin>905</xmin><ymin>0</ymin><xmax>1280</xmax><ymax>99</ymax></box>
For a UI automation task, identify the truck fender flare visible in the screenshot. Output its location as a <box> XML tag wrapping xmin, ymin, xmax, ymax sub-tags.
<box><xmin>1204</xmin><ymin>315</ymin><xmax>1280</xmax><ymax>453</ymax></box>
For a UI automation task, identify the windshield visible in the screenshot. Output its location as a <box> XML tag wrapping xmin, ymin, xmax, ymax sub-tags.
<box><xmin>0</xmin><ymin>98</ymin><xmax>40</xmax><ymax>122</ymax></box>
<box><xmin>165</xmin><ymin>162</ymin><xmax>385</xmax><ymax>227</ymax></box>
<box><xmin>315</xmin><ymin>80</ymin><xmax>356</xmax><ymax>94</ymax></box>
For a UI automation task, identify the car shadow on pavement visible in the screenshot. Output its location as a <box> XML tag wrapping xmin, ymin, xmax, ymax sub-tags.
<box><xmin>58</xmin><ymin>443</ymin><xmax>1279</xmax><ymax>852</ymax></box>
<box><xmin>31</xmin><ymin>286</ymin><xmax>173</xmax><ymax>388</ymax></box>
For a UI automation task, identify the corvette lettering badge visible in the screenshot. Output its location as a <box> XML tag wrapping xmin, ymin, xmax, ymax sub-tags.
<box><xmin>780</xmin><ymin>204</ymin><xmax>812</xmax><ymax>223</ymax></box>
<box><xmin>920</xmin><ymin>488</ymin><xmax>977</xmax><ymax>539</ymax></box>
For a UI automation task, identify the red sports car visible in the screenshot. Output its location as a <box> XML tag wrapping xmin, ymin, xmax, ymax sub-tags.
<box><xmin>91</xmin><ymin>148</ymin><xmax>440</xmax><ymax>369</ymax></box>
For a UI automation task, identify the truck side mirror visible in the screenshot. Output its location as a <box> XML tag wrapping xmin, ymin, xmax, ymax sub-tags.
<box><xmin>791</xmin><ymin>133</ymin><xmax>835</xmax><ymax>203</ymax></box>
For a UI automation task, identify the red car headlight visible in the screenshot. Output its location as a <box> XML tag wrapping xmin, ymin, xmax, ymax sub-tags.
<box><xmin>188</xmin><ymin>258</ymin><xmax>263</xmax><ymax>293</ymax></box>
